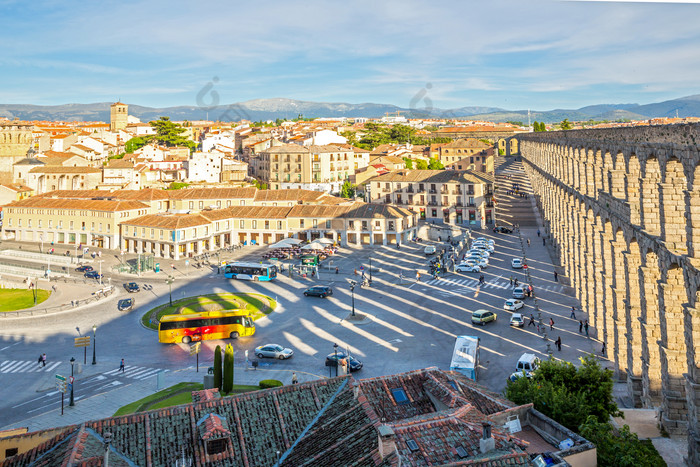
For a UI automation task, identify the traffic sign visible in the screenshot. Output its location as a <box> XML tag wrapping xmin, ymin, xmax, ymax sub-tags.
<box><xmin>74</xmin><ymin>336</ymin><xmax>90</xmax><ymax>347</ymax></box>
<box><xmin>69</xmin><ymin>376</ymin><xmax>74</xmax><ymax>384</ymax></box>
<box><xmin>55</xmin><ymin>374</ymin><xmax>67</xmax><ymax>393</ymax></box>
<box><xmin>189</xmin><ymin>342</ymin><xmax>201</xmax><ymax>355</ymax></box>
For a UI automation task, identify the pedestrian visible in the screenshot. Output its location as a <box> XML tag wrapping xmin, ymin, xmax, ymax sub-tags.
<box><xmin>354</xmin><ymin>268</ymin><xmax>357</xmax><ymax>276</ymax></box>
<box><xmin>416</xmin><ymin>272</ymin><xmax>421</xmax><ymax>281</ymax></box>
<box><xmin>514</xmin><ymin>278</ymin><xmax>518</xmax><ymax>287</ymax></box>
<box><xmin>37</xmin><ymin>354</ymin><xmax>43</xmax><ymax>366</ymax></box>
<box><xmin>584</xmin><ymin>320</ymin><xmax>589</xmax><ymax>337</ymax></box>
<box><xmin>335</xmin><ymin>267</ymin><xmax>339</xmax><ymax>274</ymax></box>
<box><xmin>119</xmin><ymin>358</ymin><xmax>125</xmax><ymax>372</ymax></box>
<box><xmin>41</xmin><ymin>353</ymin><xmax>46</xmax><ymax>367</ymax></box>
<box><xmin>570</xmin><ymin>306</ymin><xmax>576</xmax><ymax>319</ymax></box>
<box><xmin>579</xmin><ymin>320</ymin><xmax>583</xmax><ymax>333</ymax></box>
<box><xmin>554</xmin><ymin>271</ymin><xmax>558</xmax><ymax>282</ymax></box>
<box><xmin>292</xmin><ymin>372</ymin><xmax>298</xmax><ymax>385</ymax></box>
<box><xmin>556</xmin><ymin>336</ymin><xmax>562</xmax><ymax>351</ymax></box>
<box><xmin>528</xmin><ymin>314</ymin><xmax>535</xmax><ymax>327</ymax></box>
<box><xmin>537</xmin><ymin>229</ymin><xmax>540</xmax><ymax>237</ymax></box>
<box><xmin>601</xmin><ymin>341</ymin><xmax>606</xmax><ymax>355</ymax></box>
<box><xmin>52</xmin><ymin>285</ymin><xmax>56</xmax><ymax>292</ymax></box>
<box><xmin>509</xmin><ymin>276</ymin><xmax>513</xmax><ymax>286</ymax></box>
<box><xmin>527</xmin><ymin>238</ymin><xmax>530</xmax><ymax>247</ymax></box>
<box><xmin>549</xmin><ymin>317</ymin><xmax>554</xmax><ymax>330</ymax></box>
<box><xmin>537</xmin><ymin>323</ymin><xmax>541</xmax><ymax>333</ymax></box>
<box><xmin>543</xmin><ymin>238</ymin><xmax>546</xmax><ymax>246</ymax></box>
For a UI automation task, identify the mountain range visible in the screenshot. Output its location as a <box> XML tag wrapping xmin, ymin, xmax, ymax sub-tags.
<box><xmin>1</xmin><ymin>95</ymin><xmax>700</xmax><ymax>124</ymax></box>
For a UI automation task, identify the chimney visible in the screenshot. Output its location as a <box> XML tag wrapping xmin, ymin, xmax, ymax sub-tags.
<box><xmin>479</xmin><ymin>422</ymin><xmax>495</xmax><ymax>454</ymax></box>
<box><xmin>353</xmin><ymin>380</ymin><xmax>361</xmax><ymax>400</ymax></box>
<box><xmin>377</xmin><ymin>424</ymin><xmax>396</xmax><ymax>459</ymax></box>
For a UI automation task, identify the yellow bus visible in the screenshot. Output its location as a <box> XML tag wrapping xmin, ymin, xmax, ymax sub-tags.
<box><xmin>158</xmin><ymin>311</ymin><xmax>255</xmax><ymax>344</ymax></box>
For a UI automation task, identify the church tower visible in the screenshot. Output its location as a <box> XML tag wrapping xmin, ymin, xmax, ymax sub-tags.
<box><xmin>110</xmin><ymin>102</ymin><xmax>128</xmax><ymax>131</ymax></box>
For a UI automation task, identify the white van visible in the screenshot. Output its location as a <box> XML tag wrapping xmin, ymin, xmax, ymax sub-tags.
<box><xmin>515</xmin><ymin>353</ymin><xmax>540</xmax><ymax>373</ymax></box>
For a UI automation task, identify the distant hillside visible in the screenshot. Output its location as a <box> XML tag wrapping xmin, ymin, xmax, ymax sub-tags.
<box><xmin>1</xmin><ymin>95</ymin><xmax>700</xmax><ymax>123</ymax></box>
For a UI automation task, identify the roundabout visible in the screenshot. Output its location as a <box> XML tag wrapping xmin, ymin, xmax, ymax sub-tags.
<box><xmin>0</xmin><ymin>287</ymin><xmax>51</xmax><ymax>312</ymax></box>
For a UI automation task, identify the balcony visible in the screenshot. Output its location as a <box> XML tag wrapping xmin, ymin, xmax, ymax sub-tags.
<box><xmin>428</xmin><ymin>201</ymin><xmax>439</xmax><ymax>206</ymax></box>
<box><xmin>382</xmin><ymin>188</ymin><xmax>390</xmax><ymax>193</ymax></box>
<box><xmin>466</xmin><ymin>190</ymin><xmax>475</xmax><ymax>196</ymax></box>
<box><xmin>467</xmin><ymin>202</ymin><xmax>476</xmax><ymax>207</ymax></box>
<box><xmin>485</xmin><ymin>202</ymin><xmax>494</xmax><ymax>207</ymax></box>
<box><xmin>407</xmin><ymin>187</ymin><xmax>414</xmax><ymax>193</ymax></box>
<box><xmin>452</xmin><ymin>190</ymin><xmax>462</xmax><ymax>195</ymax></box>
<box><xmin>456</xmin><ymin>201</ymin><xmax>463</xmax><ymax>207</ymax></box>
<box><xmin>429</xmin><ymin>189</ymin><xmax>437</xmax><ymax>194</ymax></box>
<box><xmin>417</xmin><ymin>187</ymin><xmax>425</xmax><ymax>193</ymax></box>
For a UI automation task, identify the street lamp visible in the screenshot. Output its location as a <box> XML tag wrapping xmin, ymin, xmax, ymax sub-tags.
<box><xmin>350</xmin><ymin>281</ymin><xmax>356</xmax><ymax>317</ymax></box>
<box><xmin>91</xmin><ymin>324</ymin><xmax>97</xmax><ymax>365</ymax></box>
<box><xmin>369</xmin><ymin>257</ymin><xmax>372</xmax><ymax>285</ymax></box>
<box><xmin>166</xmin><ymin>275</ymin><xmax>174</xmax><ymax>306</ymax></box>
<box><xmin>333</xmin><ymin>343</ymin><xmax>339</xmax><ymax>377</ymax></box>
<box><xmin>69</xmin><ymin>357</ymin><xmax>75</xmax><ymax>406</ymax></box>
<box><xmin>97</xmin><ymin>260</ymin><xmax>104</xmax><ymax>285</ymax></box>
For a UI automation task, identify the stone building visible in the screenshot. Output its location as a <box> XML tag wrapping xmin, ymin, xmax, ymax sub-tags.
<box><xmin>518</xmin><ymin>122</ymin><xmax>700</xmax><ymax>464</ymax></box>
<box><xmin>0</xmin><ymin>122</ymin><xmax>34</xmax><ymax>182</ymax></box>
<box><xmin>435</xmin><ymin>138</ymin><xmax>494</xmax><ymax>172</ymax></box>
<box><xmin>369</xmin><ymin>169</ymin><xmax>494</xmax><ymax>227</ymax></box>
<box><xmin>109</xmin><ymin>102</ymin><xmax>128</xmax><ymax>131</ymax></box>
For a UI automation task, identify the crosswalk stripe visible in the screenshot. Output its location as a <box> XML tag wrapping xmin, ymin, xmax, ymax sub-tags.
<box><xmin>3</xmin><ymin>361</ymin><xmax>27</xmax><ymax>373</ymax></box>
<box><xmin>10</xmin><ymin>361</ymin><xmax>33</xmax><ymax>373</ymax></box>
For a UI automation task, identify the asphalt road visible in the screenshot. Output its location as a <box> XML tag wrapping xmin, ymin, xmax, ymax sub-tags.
<box><xmin>0</xmin><ymin>229</ymin><xmax>595</xmax><ymax>428</ymax></box>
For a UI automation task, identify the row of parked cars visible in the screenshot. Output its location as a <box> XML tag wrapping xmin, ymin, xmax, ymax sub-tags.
<box><xmin>456</xmin><ymin>237</ymin><xmax>495</xmax><ymax>273</ymax></box>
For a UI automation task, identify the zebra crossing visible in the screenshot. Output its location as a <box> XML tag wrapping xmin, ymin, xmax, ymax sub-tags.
<box><xmin>102</xmin><ymin>365</ymin><xmax>169</xmax><ymax>380</ymax></box>
<box><xmin>0</xmin><ymin>360</ymin><xmax>61</xmax><ymax>374</ymax></box>
<box><xmin>423</xmin><ymin>277</ymin><xmax>564</xmax><ymax>295</ymax></box>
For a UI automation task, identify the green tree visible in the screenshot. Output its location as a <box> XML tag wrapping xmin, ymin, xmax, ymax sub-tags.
<box><xmin>253</xmin><ymin>180</ymin><xmax>268</xmax><ymax>190</ymax></box>
<box><xmin>167</xmin><ymin>182</ymin><xmax>189</xmax><ymax>190</ymax></box>
<box><xmin>149</xmin><ymin>117</ymin><xmax>196</xmax><ymax>150</ymax></box>
<box><xmin>415</xmin><ymin>160</ymin><xmax>428</xmax><ymax>170</ymax></box>
<box><xmin>223</xmin><ymin>344</ymin><xmax>234</xmax><ymax>394</ymax></box>
<box><xmin>125</xmin><ymin>136</ymin><xmax>147</xmax><ymax>153</ymax></box>
<box><xmin>428</xmin><ymin>157</ymin><xmax>444</xmax><ymax>170</ymax></box>
<box><xmin>505</xmin><ymin>355</ymin><xmax>621</xmax><ymax>431</ymax></box>
<box><xmin>560</xmin><ymin>119</ymin><xmax>573</xmax><ymax>130</ymax></box>
<box><xmin>340</xmin><ymin>181</ymin><xmax>356</xmax><ymax>198</ymax></box>
<box><xmin>506</xmin><ymin>121</ymin><xmax>524</xmax><ymax>126</ymax></box>
<box><xmin>498</xmin><ymin>149</ymin><xmax>505</xmax><ymax>156</ymax></box>
<box><xmin>579</xmin><ymin>416</ymin><xmax>667</xmax><ymax>467</ymax></box>
<box><xmin>214</xmin><ymin>345</ymin><xmax>222</xmax><ymax>391</ymax></box>
<box><xmin>402</xmin><ymin>157</ymin><xmax>413</xmax><ymax>169</ymax></box>
<box><xmin>340</xmin><ymin>131</ymin><xmax>358</xmax><ymax>146</ymax></box>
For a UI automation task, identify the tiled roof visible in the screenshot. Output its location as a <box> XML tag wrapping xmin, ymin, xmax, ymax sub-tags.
<box><xmin>111</xmin><ymin>188</ymin><xmax>171</xmax><ymax>201</ymax></box>
<box><xmin>440</xmin><ymin>138</ymin><xmax>492</xmax><ymax>149</ymax></box>
<box><xmin>165</xmin><ymin>187</ymin><xmax>257</xmax><ymax>200</ymax></box>
<box><xmin>28</xmin><ymin>166</ymin><xmax>101</xmax><ymax>174</ymax></box>
<box><xmin>372</xmin><ymin>169</ymin><xmax>492</xmax><ymax>185</ymax></box>
<box><xmin>191</xmin><ymin>389</ymin><xmax>221</xmax><ymax>403</ymax></box>
<box><xmin>253</xmin><ymin>188</ymin><xmax>325</xmax><ymax>203</ymax></box>
<box><xmin>106</xmin><ymin>159</ymin><xmax>135</xmax><ymax>168</ymax></box>
<box><xmin>4</xmin><ymin>197</ymin><xmax>147</xmax><ymax>212</ymax></box>
<box><xmin>122</xmin><ymin>213</ymin><xmax>212</xmax><ymax>229</ymax></box>
<box><xmin>36</xmin><ymin>190</ymin><xmax>117</xmax><ymax>199</ymax></box>
<box><xmin>263</xmin><ymin>144</ymin><xmax>310</xmax><ymax>154</ymax></box>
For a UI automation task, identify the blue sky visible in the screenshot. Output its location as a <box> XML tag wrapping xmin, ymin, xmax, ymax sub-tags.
<box><xmin>1</xmin><ymin>0</ymin><xmax>700</xmax><ymax>111</ymax></box>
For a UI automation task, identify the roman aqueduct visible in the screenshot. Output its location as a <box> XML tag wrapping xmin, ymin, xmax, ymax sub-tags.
<box><xmin>518</xmin><ymin>123</ymin><xmax>700</xmax><ymax>464</ymax></box>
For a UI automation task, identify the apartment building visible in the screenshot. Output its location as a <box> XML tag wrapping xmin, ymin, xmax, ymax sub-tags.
<box><xmin>369</xmin><ymin>169</ymin><xmax>494</xmax><ymax>227</ymax></box>
<box><xmin>435</xmin><ymin>139</ymin><xmax>494</xmax><ymax>172</ymax></box>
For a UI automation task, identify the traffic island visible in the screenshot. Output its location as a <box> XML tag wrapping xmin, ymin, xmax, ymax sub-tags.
<box><xmin>342</xmin><ymin>312</ymin><xmax>371</xmax><ymax>325</ymax></box>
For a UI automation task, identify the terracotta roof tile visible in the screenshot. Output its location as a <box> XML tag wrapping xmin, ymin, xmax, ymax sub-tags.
<box><xmin>5</xmin><ymin>197</ymin><xmax>148</xmax><ymax>212</ymax></box>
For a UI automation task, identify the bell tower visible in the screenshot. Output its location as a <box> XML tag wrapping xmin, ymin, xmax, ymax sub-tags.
<box><xmin>110</xmin><ymin>102</ymin><xmax>128</xmax><ymax>131</ymax></box>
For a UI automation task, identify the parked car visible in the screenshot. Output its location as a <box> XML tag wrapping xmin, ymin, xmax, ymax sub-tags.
<box><xmin>456</xmin><ymin>263</ymin><xmax>480</xmax><ymax>273</ymax></box>
<box><xmin>472</xmin><ymin>243</ymin><xmax>494</xmax><ymax>253</ymax></box>
<box><xmin>76</xmin><ymin>265</ymin><xmax>93</xmax><ymax>272</ymax></box>
<box><xmin>504</xmin><ymin>299</ymin><xmax>524</xmax><ymax>311</ymax></box>
<box><xmin>512</xmin><ymin>287</ymin><xmax>526</xmax><ymax>299</ymax></box>
<box><xmin>424</xmin><ymin>245</ymin><xmax>437</xmax><ymax>255</ymax></box>
<box><xmin>471</xmin><ymin>309</ymin><xmax>497</xmax><ymax>326</ymax></box>
<box><xmin>511</xmin><ymin>258</ymin><xmax>523</xmax><ymax>269</ymax></box>
<box><xmin>497</xmin><ymin>226</ymin><xmax>513</xmax><ymax>233</ymax></box>
<box><xmin>117</xmin><ymin>298</ymin><xmax>134</xmax><ymax>312</ymax></box>
<box><xmin>326</xmin><ymin>352</ymin><xmax>363</xmax><ymax>371</ymax></box>
<box><xmin>304</xmin><ymin>286</ymin><xmax>333</xmax><ymax>298</ymax></box>
<box><xmin>514</xmin><ymin>353</ymin><xmax>540</xmax><ymax>375</ymax></box>
<box><xmin>509</xmin><ymin>313</ymin><xmax>525</xmax><ymax>327</ymax></box>
<box><xmin>255</xmin><ymin>344</ymin><xmax>294</xmax><ymax>359</ymax></box>
<box><xmin>124</xmin><ymin>282</ymin><xmax>140</xmax><ymax>293</ymax></box>
<box><xmin>84</xmin><ymin>271</ymin><xmax>102</xmax><ymax>279</ymax></box>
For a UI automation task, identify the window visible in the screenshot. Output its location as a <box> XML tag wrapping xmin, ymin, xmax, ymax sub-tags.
<box><xmin>150</xmin><ymin>229</ymin><xmax>154</xmax><ymax>238</ymax></box>
<box><xmin>204</xmin><ymin>226</ymin><xmax>209</xmax><ymax>235</ymax></box>
<box><xmin>199</xmin><ymin>201</ymin><xmax>204</xmax><ymax>209</ymax></box>
<box><xmin>160</xmin><ymin>230</ymin><xmax>164</xmax><ymax>239</ymax></box>
<box><xmin>349</xmin><ymin>220</ymin><xmax>355</xmax><ymax>229</ymax></box>
<box><xmin>38</xmin><ymin>220</ymin><xmax>42</xmax><ymax>228</ymax></box>
<box><xmin>206</xmin><ymin>439</ymin><xmax>228</xmax><ymax>455</ymax></box>
<box><xmin>69</xmin><ymin>221</ymin><xmax>73</xmax><ymax>229</ymax></box>
<box><xmin>240</xmin><ymin>220</ymin><xmax>244</xmax><ymax>229</ymax></box>
<box><xmin>17</xmin><ymin>219</ymin><xmax>21</xmax><ymax>227</ymax></box>
<box><xmin>252</xmin><ymin>220</ymin><xmax>257</xmax><ymax>229</ymax></box>
<box><xmin>189</xmin><ymin>201</ymin><xmax>194</xmax><ymax>210</ymax></box>
<box><xmin>107</xmin><ymin>224</ymin><xmax>111</xmax><ymax>232</ymax></box>
<box><xmin>388</xmin><ymin>221</ymin><xmax>395</xmax><ymax>231</ymax></box>
<box><xmin>5</xmin><ymin>448</ymin><xmax>18</xmax><ymax>458</ymax></box>
<box><xmin>313</xmin><ymin>219</ymin><xmax>318</xmax><ymax>228</ymax></box>
<box><xmin>48</xmin><ymin>220</ymin><xmax>53</xmax><ymax>228</ymax></box>
<box><xmin>28</xmin><ymin>219</ymin><xmax>31</xmax><ymax>228</ymax></box>
<box><xmin>431</xmin><ymin>209</ymin><xmax>437</xmax><ymax>217</ymax></box>
<box><xmin>391</xmin><ymin>388</ymin><xmax>409</xmax><ymax>405</ymax></box>
<box><xmin>300</xmin><ymin>219</ymin><xmax>305</xmax><ymax>228</ymax></box>
<box><xmin>325</xmin><ymin>220</ymin><xmax>331</xmax><ymax>229</ymax></box>
<box><xmin>217</xmin><ymin>200</ymin><xmax>221</xmax><ymax>208</ymax></box>
<box><xmin>265</xmin><ymin>220</ymin><xmax>270</xmax><ymax>229</ymax></box>
<box><xmin>277</xmin><ymin>221</ymin><xmax>283</xmax><ymax>230</ymax></box>
<box><xmin>362</xmin><ymin>221</ymin><xmax>368</xmax><ymax>230</ymax></box>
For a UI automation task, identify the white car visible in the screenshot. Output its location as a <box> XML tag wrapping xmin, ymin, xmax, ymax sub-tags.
<box><xmin>255</xmin><ymin>344</ymin><xmax>294</xmax><ymax>359</ymax></box>
<box><xmin>424</xmin><ymin>245</ymin><xmax>437</xmax><ymax>255</ymax></box>
<box><xmin>511</xmin><ymin>258</ymin><xmax>523</xmax><ymax>269</ymax></box>
<box><xmin>474</xmin><ymin>257</ymin><xmax>489</xmax><ymax>268</ymax></box>
<box><xmin>509</xmin><ymin>313</ymin><xmax>525</xmax><ymax>327</ymax></box>
<box><xmin>456</xmin><ymin>263</ymin><xmax>481</xmax><ymax>273</ymax></box>
<box><xmin>504</xmin><ymin>299</ymin><xmax>524</xmax><ymax>311</ymax></box>
<box><xmin>467</xmin><ymin>249</ymin><xmax>489</xmax><ymax>258</ymax></box>
<box><xmin>472</xmin><ymin>243</ymin><xmax>494</xmax><ymax>252</ymax></box>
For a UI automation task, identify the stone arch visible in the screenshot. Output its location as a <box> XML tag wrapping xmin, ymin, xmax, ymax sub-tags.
<box><xmin>609</xmin><ymin>227</ymin><xmax>628</xmax><ymax>377</ymax></box>
<box><xmin>661</xmin><ymin>157</ymin><xmax>688</xmax><ymax>253</ymax></box>
<box><xmin>610</xmin><ymin>151</ymin><xmax>626</xmax><ymax>200</ymax></box>
<box><xmin>640</xmin><ymin>248</ymin><xmax>662</xmax><ymax>407</ymax></box>
<box><xmin>625</xmin><ymin>236</ymin><xmax>644</xmax><ymax>406</ymax></box>
<box><xmin>602</xmin><ymin>149</ymin><xmax>613</xmax><ymax>195</ymax></box>
<box><xmin>688</xmin><ymin>164</ymin><xmax>700</xmax><ymax>258</ymax></box>
<box><xmin>641</xmin><ymin>155</ymin><xmax>661</xmax><ymax>236</ymax></box>
<box><xmin>627</xmin><ymin>153</ymin><xmax>641</xmax><ymax>226</ymax></box>
<box><xmin>508</xmin><ymin>138</ymin><xmax>519</xmax><ymax>155</ymax></box>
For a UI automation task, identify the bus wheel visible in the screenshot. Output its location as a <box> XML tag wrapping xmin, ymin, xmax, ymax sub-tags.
<box><xmin>230</xmin><ymin>332</ymin><xmax>239</xmax><ymax>339</ymax></box>
<box><xmin>182</xmin><ymin>336</ymin><xmax>192</xmax><ymax>344</ymax></box>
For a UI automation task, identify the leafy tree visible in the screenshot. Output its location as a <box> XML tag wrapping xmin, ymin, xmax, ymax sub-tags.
<box><xmin>108</xmin><ymin>153</ymin><xmax>126</xmax><ymax>161</ymax></box>
<box><xmin>223</xmin><ymin>344</ymin><xmax>234</xmax><ymax>394</ymax></box>
<box><xmin>214</xmin><ymin>345</ymin><xmax>222</xmax><ymax>391</ymax></box>
<box><xmin>125</xmin><ymin>136</ymin><xmax>147</xmax><ymax>153</ymax></box>
<box><xmin>149</xmin><ymin>117</ymin><xmax>196</xmax><ymax>150</ymax></box>
<box><xmin>506</xmin><ymin>121</ymin><xmax>524</xmax><ymax>126</ymax></box>
<box><xmin>505</xmin><ymin>355</ymin><xmax>621</xmax><ymax>431</ymax></box>
<box><xmin>427</xmin><ymin>157</ymin><xmax>444</xmax><ymax>170</ymax></box>
<box><xmin>415</xmin><ymin>160</ymin><xmax>428</xmax><ymax>170</ymax></box>
<box><xmin>498</xmin><ymin>149</ymin><xmax>505</xmax><ymax>156</ymax></box>
<box><xmin>560</xmin><ymin>119</ymin><xmax>573</xmax><ymax>130</ymax></box>
<box><xmin>253</xmin><ymin>180</ymin><xmax>268</xmax><ymax>190</ymax></box>
<box><xmin>340</xmin><ymin>181</ymin><xmax>356</xmax><ymax>198</ymax></box>
<box><xmin>579</xmin><ymin>416</ymin><xmax>667</xmax><ymax>467</ymax></box>
<box><xmin>167</xmin><ymin>182</ymin><xmax>189</xmax><ymax>190</ymax></box>
<box><xmin>403</xmin><ymin>157</ymin><xmax>413</xmax><ymax>169</ymax></box>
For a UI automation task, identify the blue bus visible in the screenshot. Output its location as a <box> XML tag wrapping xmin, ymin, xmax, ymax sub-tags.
<box><xmin>224</xmin><ymin>262</ymin><xmax>277</xmax><ymax>281</ymax></box>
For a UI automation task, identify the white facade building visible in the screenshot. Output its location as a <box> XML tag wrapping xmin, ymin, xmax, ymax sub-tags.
<box><xmin>185</xmin><ymin>151</ymin><xmax>225</xmax><ymax>183</ymax></box>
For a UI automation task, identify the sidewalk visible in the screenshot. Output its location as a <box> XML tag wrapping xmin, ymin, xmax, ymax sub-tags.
<box><xmin>1</xmin><ymin>363</ymin><xmax>327</xmax><ymax>432</ymax></box>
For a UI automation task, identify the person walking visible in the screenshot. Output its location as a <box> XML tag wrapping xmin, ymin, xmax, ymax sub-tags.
<box><xmin>601</xmin><ymin>341</ymin><xmax>606</xmax><ymax>355</ymax></box>
<box><xmin>555</xmin><ymin>336</ymin><xmax>562</xmax><ymax>351</ymax></box>
<box><xmin>416</xmin><ymin>271</ymin><xmax>421</xmax><ymax>281</ymax></box>
<box><xmin>549</xmin><ymin>318</ymin><xmax>554</xmax><ymax>330</ymax></box>
<box><xmin>119</xmin><ymin>359</ymin><xmax>125</xmax><ymax>373</ymax></box>
<box><xmin>543</xmin><ymin>237</ymin><xmax>546</xmax><ymax>246</ymax></box>
<box><xmin>528</xmin><ymin>314</ymin><xmax>536</xmax><ymax>327</ymax></box>
<box><xmin>527</xmin><ymin>238</ymin><xmax>530</xmax><ymax>247</ymax></box>
<box><xmin>584</xmin><ymin>320</ymin><xmax>589</xmax><ymax>337</ymax></box>
<box><xmin>38</xmin><ymin>354</ymin><xmax>43</xmax><ymax>367</ymax></box>
<box><xmin>509</xmin><ymin>276</ymin><xmax>513</xmax><ymax>286</ymax></box>
<box><xmin>514</xmin><ymin>278</ymin><xmax>518</xmax><ymax>287</ymax></box>
<box><xmin>579</xmin><ymin>320</ymin><xmax>583</xmax><ymax>333</ymax></box>
<box><xmin>292</xmin><ymin>372</ymin><xmax>298</xmax><ymax>385</ymax></box>
<box><xmin>570</xmin><ymin>306</ymin><xmax>576</xmax><ymax>319</ymax></box>
<box><xmin>335</xmin><ymin>267</ymin><xmax>339</xmax><ymax>274</ymax></box>
<box><xmin>537</xmin><ymin>229</ymin><xmax>540</xmax><ymax>237</ymax></box>
<box><xmin>41</xmin><ymin>353</ymin><xmax>47</xmax><ymax>367</ymax></box>
<box><xmin>554</xmin><ymin>271</ymin><xmax>558</xmax><ymax>282</ymax></box>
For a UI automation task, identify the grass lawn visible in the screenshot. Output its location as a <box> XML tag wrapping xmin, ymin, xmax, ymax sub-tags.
<box><xmin>113</xmin><ymin>382</ymin><xmax>260</xmax><ymax>416</ymax></box>
<box><xmin>0</xmin><ymin>288</ymin><xmax>51</xmax><ymax>312</ymax></box>
<box><xmin>141</xmin><ymin>293</ymin><xmax>276</xmax><ymax>330</ymax></box>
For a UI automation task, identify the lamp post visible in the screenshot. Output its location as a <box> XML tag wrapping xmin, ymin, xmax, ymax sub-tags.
<box><xmin>369</xmin><ymin>257</ymin><xmax>372</xmax><ymax>285</ymax></box>
<box><xmin>333</xmin><ymin>343</ymin><xmax>339</xmax><ymax>377</ymax></box>
<box><xmin>350</xmin><ymin>281</ymin><xmax>356</xmax><ymax>317</ymax></box>
<box><xmin>98</xmin><ymin>260</ymin><xmax>104</xmax><ymax>285</ymax></box>
<box><xmin>166</xmin><ymin>275</ymin><xmax>174</xmax><ymax>306</ymax></box>
<box><xmin>91</xmin><ymin>324</ymin><xmax>97</xmax><ymax>365</ymax></box>
<box><xmin>69</xmin><ymin>357</ymin><xmax>75</xmax><ymax>406</ymax></box>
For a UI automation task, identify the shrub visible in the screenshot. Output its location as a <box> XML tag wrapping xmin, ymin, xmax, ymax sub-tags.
<box><xmin>214</xmin><ymin>346</ymin><xmax>222</xmax><ymax>391</ymax></box>
<box><xmin>259</xmin><ymin>379</ymin><xmax>283</xmax><ymax>389</ymax></box>
<box><xmin>223</xmin><ymin>344</ymin><xmax>234</xmax><ymax>394</ymax></box>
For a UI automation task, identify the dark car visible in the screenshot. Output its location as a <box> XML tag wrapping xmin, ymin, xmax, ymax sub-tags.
<box><xmin>117</xmin><ymin>298</ymin><xmax>134</xmax><ymax>312</ymax></box>
<box><xmin>325</xmin><ymin>352</ymin><xmax>363</xmax><ymax>371</ymax></box>
<box><xmin>496</xmin><ymin>226</ymin><xmax>513</xmax><ymax>233</ymax></box>
<box><xmin>304</xmin><ymin>286</ymin><xmax>333</xmax><ymax>298</ymax></box>
<box><xmin>84</xmin><ymin>271</ymin><xmax>102</xmax><ymax>279</ymax></box>
<box><xmin>124</xmin><ymin>282</ymin><xmax>140</xmax><ymax>293</ymax></box>
<box><xmin>76</xmin><ymin>265</ymin><xmax>93</xmax><ymax>272</ymax></box>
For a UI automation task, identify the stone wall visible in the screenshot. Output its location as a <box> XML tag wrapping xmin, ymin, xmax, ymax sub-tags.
<box><xmin>518</xmin><ymin>123</ymin><xmax>700</xmax><ymax>464</ymax></box>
